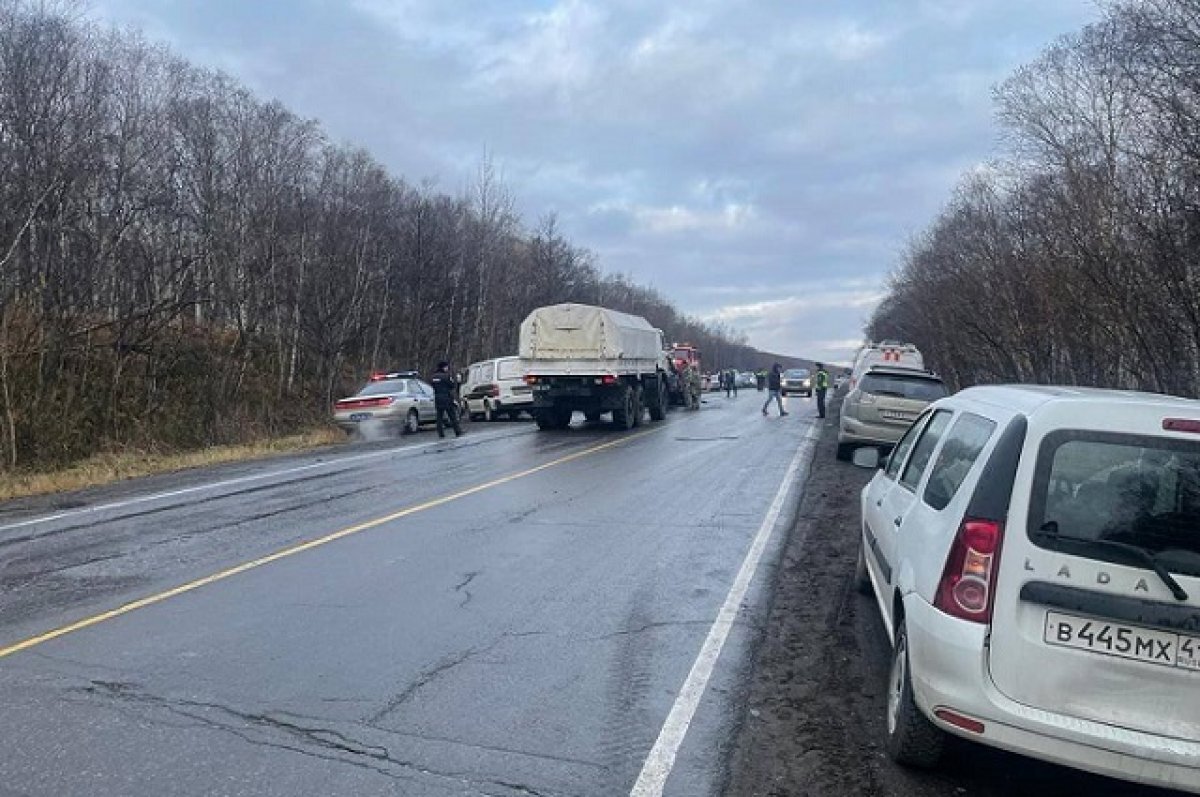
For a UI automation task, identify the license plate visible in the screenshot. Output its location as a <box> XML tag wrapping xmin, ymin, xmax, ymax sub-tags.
<box><xmin>349</xmin><ymin>412</ymin><xmax>372</xmax><ymax>421</ymax></box>
<box><xmin>881</xmin><ymin>410</ymin><xmax>914</xmax><ymax>422</ymax></box>
<box><xmin>1044</xmin><ymin>611</ymin><xmax>1200</xmax><ymax>671</ymax></box>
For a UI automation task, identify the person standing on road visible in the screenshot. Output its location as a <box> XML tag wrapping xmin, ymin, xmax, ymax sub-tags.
<box><xmin>762</xmin><ymin>363</ymin><xmax>788</xmax><ymax>417</ymax></box>
<box><xmin>727</xmin><ymin>369</ymin><xmax>738</xmax><ymax>398</ymax></box>
<box><xmin>685</xmin><ymin>363</ymin><xmax>702</xmax><ymax>410</ymax></box>
<box><xmin>429</xmin><ymin>360</ymin><xmax>463</xmax><ymax>438</ymax></box>
<box><xmin>814</xmin><ymin>362</ymin><xmax>830</xmax><ymax>419</ymax></box>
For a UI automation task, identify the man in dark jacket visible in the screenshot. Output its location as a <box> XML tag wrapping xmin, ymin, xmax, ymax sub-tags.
<box><xmin>429</xmin><ymin>360</ymin><xmax>462</xmax><ymax>438</ymax></box>
<box><xmin>761</xmin><ymin>363</ymin><xmax>788</xmax><ymax>417</ymax></box>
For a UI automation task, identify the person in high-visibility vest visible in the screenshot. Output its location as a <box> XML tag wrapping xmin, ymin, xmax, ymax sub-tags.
<box><xmin>814</xmin><ymin>362</ymin><xmax>831</xmax><ymax>419</ymax></box>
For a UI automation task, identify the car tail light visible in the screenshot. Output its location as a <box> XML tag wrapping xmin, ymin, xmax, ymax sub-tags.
<box><xmin>1164</xmin><ymin>418</ymin><xmax>1200</xmax><ymax>434</ymax></box>
<box><xmin>934</xmin><ymin>518</ymin><xmax>1003</xmax><ymax>623</ymax></box>
<box><xmin>482</xmin><ymin>383</ymin><xmax>500</xmax><ymax>398</ymax></box>
<box><xmin>336</xmin><ymin>396</ymin><xmax>395</xmax><ymax>410</ymax></box>
<box><xmin>598</xmin><ymin>375</ymin><xmax>618</xmax><ymax>385</ymax></box>
<box><xmin>525</xmin><ymin>375</ymin><xmax>539</xmax><ymax>385</ymax></box>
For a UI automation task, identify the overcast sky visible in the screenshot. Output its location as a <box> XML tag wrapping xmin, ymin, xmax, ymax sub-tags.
<box><xmin>90</xmin><ymin>0</ymin><xmax>1099</xmax><ymax>364</ymax></box>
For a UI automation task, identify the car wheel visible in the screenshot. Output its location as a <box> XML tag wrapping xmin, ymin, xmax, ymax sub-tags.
<box><xmin>836</xmin><ymin>443</ymin><xmax>854</xmax><ymax>462</ymax></box>
<box><xmin>403</xmin><ymin>409</ymin><xmax>420</xmax><ymax>435</ymax></box>
<box><xmin>855</xmin><ymin>540</ymin><xmax>873</xmax><ymax>595</ymax></box>
<box><xmin>886</xmin><ymin>620</ymin><xmax>945</xmax><ymax>768</ymax></box>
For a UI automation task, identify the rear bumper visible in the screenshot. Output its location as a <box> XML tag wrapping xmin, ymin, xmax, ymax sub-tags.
<box><xmin>838</xmin><ymin>415</ymin><xmax>907</xmax><ymax>446</ymax></box>
<box><xmin>904</xmin><ymin>596</ymin><xmax>1200</xmax><ymax>794</ymax></box>
<box><xmin>465</xmin><ymin>395</ymin><xmax>533</xmax><ymax>413</ymax></box>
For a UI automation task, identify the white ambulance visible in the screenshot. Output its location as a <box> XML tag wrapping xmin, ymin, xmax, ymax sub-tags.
<box><xmin>850</xmin><ymin>342</ymin><xmax>925</xmax><ymax>389</ymax></box>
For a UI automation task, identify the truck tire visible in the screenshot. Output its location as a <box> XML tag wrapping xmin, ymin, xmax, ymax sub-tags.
<box><xmin>631</xmin><ymin>386</ymin><xmax>643</xmax><ymax>428</ymax></box>
<box><xmin>534</xmin><ymin>410</ymin><xmax>558</xmax><ymax>431</ymax></box>
<box><xmin>612</xmin><ymin>387</ymin><xmax>635</xmax><ymax>430</ymax></box>
<box><xmin>648</xmin><ymin>379</ymin><xmax>667</xmax><ymax>421</ymax></box>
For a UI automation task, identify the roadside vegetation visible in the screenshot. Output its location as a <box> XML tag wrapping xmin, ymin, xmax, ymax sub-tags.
<box><xmin>0</xmin><ymin>1</ymin><xmax>779</xmax><ymax>477</ymax></box>
<box><xmin>869</xmin><ymin>0</ymin><xmax>1200</xmax><ymax>395</ymax></box>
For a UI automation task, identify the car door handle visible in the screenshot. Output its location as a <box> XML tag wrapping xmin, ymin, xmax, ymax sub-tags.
<box><xmin>893</xmin><ymin>517</ymin><xmax>902</xmax><ymax>527</ymax></box>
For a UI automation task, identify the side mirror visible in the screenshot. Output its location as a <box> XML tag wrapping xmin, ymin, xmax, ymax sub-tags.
<box><xmin>852</xmin><ymin>447</ymin><xmax>881</xmax><ymax>470</ymax></box>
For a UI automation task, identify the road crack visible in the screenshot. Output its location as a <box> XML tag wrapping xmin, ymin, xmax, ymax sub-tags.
<box><xmin>74</xmin><ymin>680</ymin><xmax>557</xmax><ymax>796</ymax></box>
<box><xmin>454</xmin><ymin>569</ymin><xmax>480</xmax><ymax>608</ymax></box>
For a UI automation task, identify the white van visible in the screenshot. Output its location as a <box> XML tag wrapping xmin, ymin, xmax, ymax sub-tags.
<box><xmin>850</xmin><ymin>342</ymin><xmax>925</xmax><ymax>389</ymax></box>
<box><xmin>853</xmin><ymin>385</ymin><xmax>1200</xmax><ymax>793</ymax></box>
<box><xmin>462</xmin><ymin>356</ymin><xmax>533</xmax><ymax>421</ymax></box>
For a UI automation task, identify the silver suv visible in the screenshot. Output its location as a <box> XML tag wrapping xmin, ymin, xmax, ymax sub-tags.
<box><xmin>838</xmin><ymin>366</ymin><xmax>948</xmax><ymax>461</ymax></box>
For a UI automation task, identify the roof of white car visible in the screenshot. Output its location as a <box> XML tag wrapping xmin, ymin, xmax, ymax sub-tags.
<box><xmin>956</xmin><ymin>384</ymin><xmax>1200</xmax><ymax>415</ymax></box>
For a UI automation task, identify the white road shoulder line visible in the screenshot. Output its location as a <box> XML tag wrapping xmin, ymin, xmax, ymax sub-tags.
<box><xmin>630</xmin><ymin>424</ymin><xmax>820</xmax><ymax>797</ymax></box>
<box><xmin>0</xmin><ymin>427</ymin><xmax>523</xmax><ymax>535</ymax></box>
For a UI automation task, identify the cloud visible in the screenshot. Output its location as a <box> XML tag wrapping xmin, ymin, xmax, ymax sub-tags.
<box><xmin>86</xmin><ymin>0</ymin><xmax>1102</xmax><ymax>359</ymax></box>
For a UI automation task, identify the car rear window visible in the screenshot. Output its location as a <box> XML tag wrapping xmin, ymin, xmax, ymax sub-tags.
<box><xmin>357</xmin><ymin>379</ymin><xmax>406</xmax><ymax>397</ymax></box>
<box><xmin>923</xmin><ymin>413</ymin><xmax>996</xmax><ymax>510</ymax></box>
<box><xmin>1029</xmin><ymin>432</ymin><xmax>1200</xmax><ymax>577</ymax></box>
<box><xmin>498</xmin><ymin>359</ymin><xmax>522</xmax><ymax>380</ymax></box>
<box><xmin>859</xmin><ymin>373</ymin><xmax>946</xmax><ymax>402</ymax></box>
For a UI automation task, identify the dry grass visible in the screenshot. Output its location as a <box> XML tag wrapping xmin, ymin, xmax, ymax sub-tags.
<box><xmin>0</xmin><ymin>426</ymin><xmax>346</xmax><ymax>503</ymax></box>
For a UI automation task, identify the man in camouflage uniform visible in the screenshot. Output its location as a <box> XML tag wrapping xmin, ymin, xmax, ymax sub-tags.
<box><xmin>685</xmin><ymin>364</ymin><xmax>702</xmax><ymax>410</ymax></box>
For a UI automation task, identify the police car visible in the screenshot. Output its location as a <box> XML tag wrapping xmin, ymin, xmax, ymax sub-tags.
<box><xmin>332</xmin><ymin>371</ymin><xmax>437</xmax><ymax>436</ymax></box>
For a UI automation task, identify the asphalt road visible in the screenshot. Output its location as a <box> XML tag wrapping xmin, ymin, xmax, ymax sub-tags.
<box><xmin>0</xmin><ymin>390</ymin><xmax>818</xmax><ymax>797</ymax></box>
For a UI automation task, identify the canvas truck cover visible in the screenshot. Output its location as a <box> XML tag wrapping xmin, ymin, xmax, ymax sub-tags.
<box><xmin>519</xmin><ymin>304</ymin><xmax>664</xmax><ymax>363</ymax></box>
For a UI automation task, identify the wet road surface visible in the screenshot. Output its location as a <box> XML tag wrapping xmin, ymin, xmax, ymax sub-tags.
<box><xmin>0</xmin><ymin>393</ymin><xmax>818</xmax><ymax>796</ymax></box>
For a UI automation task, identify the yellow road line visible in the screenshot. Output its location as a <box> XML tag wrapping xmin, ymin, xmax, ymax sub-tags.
<box><xmin>0</xmin><ymin>429</ymin><xmax>660</xmax><ymax>660</ymax></box>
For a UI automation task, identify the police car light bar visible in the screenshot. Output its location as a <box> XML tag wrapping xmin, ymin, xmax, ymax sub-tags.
<box><xmin>370</xmin><ymin>371</ymin><xmax>419</xmax><ymax>381</ymax></box>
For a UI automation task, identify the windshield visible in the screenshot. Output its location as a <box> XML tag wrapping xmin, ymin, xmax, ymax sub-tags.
<box><xmin>858</xmin><ymin>373</ymin><xmax>946</xmax><ymax>401</ymax></box>
<box><xmin>1030</xmin><ymin>432</ymin><xmax>1200</xmax><ymax>575</ymax></box>
<box><xmin>783</xmin><ymin>369</ymin><xmax>809</xmax><ymax>379</ymax></box>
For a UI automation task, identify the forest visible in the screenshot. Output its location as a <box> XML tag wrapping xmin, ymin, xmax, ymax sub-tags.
<box><xmin>0</xmin><ymin>1</ymin><xmax>778</xmax><ymax>471</ymax></box>
<box><xmin>869</xmin><ymin>0</ymin><xmax>1200</xmax><ymax>396</ymax></box>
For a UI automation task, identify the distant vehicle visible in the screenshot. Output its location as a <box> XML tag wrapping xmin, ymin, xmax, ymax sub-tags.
<box><xmin>781</xmin><ymin>368</ymin><xmax>812</xmax><ymax>397</ymax></box>
<box><xmin>520</xmin><ymin>303</ymin><xmax>670</xmax><ymax>430</ymax></box>
<box><xmin>737</xmin><ymin>371</ymin><xmax>756</xmax><ymax>389</ymax></box>
<box><xmin>850</xmin><ymin>342</ymin><xmax>925</xmax><ymax>390</ymax></box>
<box><xmin>851</xmin><ymin>385</ymin><xmax>1200</xmax><ymax>794</ymax></box>
<box><xmin>461</xmin><ymin>356</ymin><xmax>533</xmax><ymax>421</ymax></box>
<box><xmin>838</xmin><ymin>366</ymin><xmax>948</xmax><ymax>460</ymax></box>
<box><xmin>333</xmin><ymin>372</ymin><xmax>436</xmax><ymax>436</ymax></box>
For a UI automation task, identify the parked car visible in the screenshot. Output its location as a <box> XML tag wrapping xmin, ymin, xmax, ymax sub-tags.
<box><xmin>838</xmin><ymin>366</ymin><xmax>948</xmax><ymax>460</ymax></box>
<box><xmin>781</xmin><ymin>368</ymin><xmax>812</xmax><ymax>397</ymax></box>
<box><xmin>333</xmin><ymin>372</ymin><xmax>436</xmax><ymax>435</ymax></box>
<box><xmin>851</xmin><ymin>385</ymin><xmax>1200</xmax><ymax>794</ymax></box>
<box><xmin>462</xmin><ymin>356</ymin><xmax>533</xmax><ymax>421</ymax></box>
<box><xmin>737</xmin><ymin>371</ymin><xmax>756</xmax><ymax>389</ymax></box>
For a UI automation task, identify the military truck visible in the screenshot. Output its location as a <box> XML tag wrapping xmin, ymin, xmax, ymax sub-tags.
<box><xmin>519</xmin><ymin>303</ymin><xmax>670</xmax><ymax>430</ymax></box>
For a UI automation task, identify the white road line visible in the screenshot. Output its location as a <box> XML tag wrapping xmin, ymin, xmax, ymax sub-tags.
<box><xmin>0</xmin><ymin>427</ymin><xmax>525</xmax><ymax>535</ymax></box>
<box><xmin>630</xmin><ymin>424</ymin><xmax>820</xmax><ymax>797</ymax></box>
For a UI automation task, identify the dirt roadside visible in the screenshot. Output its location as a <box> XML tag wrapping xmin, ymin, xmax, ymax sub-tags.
<box><xmin>724</xmin><ymin>397</ymin><xmax>1184</xmax><ymax>797</ymax></box>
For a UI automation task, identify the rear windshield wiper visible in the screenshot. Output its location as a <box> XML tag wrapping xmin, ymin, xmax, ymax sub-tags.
<box><xmin>1038</xmin><ymin>521</ymin><xmax>1189</xmax><ymax>602</ymax></box>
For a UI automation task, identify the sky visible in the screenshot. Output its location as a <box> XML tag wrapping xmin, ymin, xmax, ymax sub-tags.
<box><xmin>90</xmin><ymin>0</ymin><xmax>1100</xmax><ymax>364</ymax></box>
